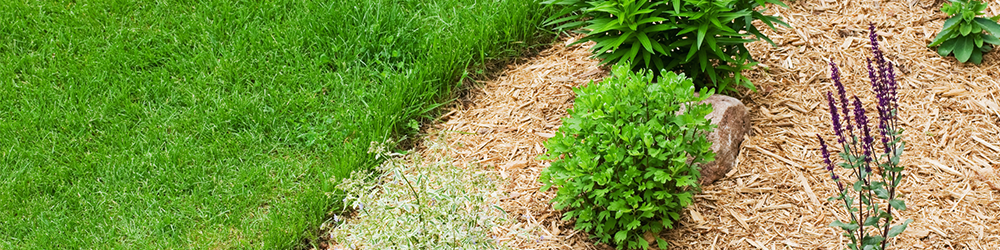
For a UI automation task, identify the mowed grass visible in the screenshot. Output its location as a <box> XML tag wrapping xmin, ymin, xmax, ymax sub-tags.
<box><xmin>0</xmin><ymin>0</ymin><xmax>549</xmax><ymax>248</ymax></box>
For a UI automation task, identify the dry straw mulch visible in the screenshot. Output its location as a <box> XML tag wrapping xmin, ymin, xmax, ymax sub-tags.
<box><xmin>409</xmin><ymin>0</ymin><xmax>1000</xmax><ymax>249</ymax></box>
<box><xmin>415</xmin><ymin>36</ymin><xmax>610</xmax><ymax>249</ymax></box>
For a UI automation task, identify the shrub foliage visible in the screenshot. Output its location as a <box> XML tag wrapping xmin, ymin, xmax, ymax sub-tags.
<box><xmin>542</xmin><ymin>0</ymin><xmax>787</xmax><ymax>93</ymax></box>
<box><xmin>539</xmin><ymin>64</ymin><xmax>715</xmax><ymax>249</ymax></box>
<box><xmin>929</xmin><ymin>0</ymin><xmax>1000</xmax><ymax>64</ymax></box>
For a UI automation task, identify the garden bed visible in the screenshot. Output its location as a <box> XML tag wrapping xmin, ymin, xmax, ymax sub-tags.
<box><xmin>327</xmin><ymin>0</ymin><xmax>1000</xmax><ymax>249</ymax></box>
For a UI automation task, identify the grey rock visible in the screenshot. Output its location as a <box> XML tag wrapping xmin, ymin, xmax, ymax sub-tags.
<box><xmin>698</xmin><ymin>95</ymin><xmax>750</xmax><ymax>185</ymax></box>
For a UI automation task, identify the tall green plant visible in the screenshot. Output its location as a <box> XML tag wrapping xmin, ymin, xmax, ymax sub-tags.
<box><xmin>928</xmin><ymin>0</ymin><xmax>1000</xmax><ymax>64</ymax></box>
<box><xmin>539</xmin><ymin>63</ymin><xmax>714</xmax><ymax>250</ymax></box>
<box><xmin>542</xmin><ymin>0</ymin><xmax>787</xmax><ymax>93</ymax></box>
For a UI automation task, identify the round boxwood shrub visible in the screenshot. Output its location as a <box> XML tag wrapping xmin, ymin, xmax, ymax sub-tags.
<box><xmin>539</xmin><ymin>63</ymin><xmax>715</xmax><ymax>249</ymax></box>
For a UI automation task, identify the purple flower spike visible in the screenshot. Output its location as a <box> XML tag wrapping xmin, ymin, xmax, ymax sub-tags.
<box><xmin>827</xmin><ymin>92</ymin><xmax>844</xmax><ymax>143</ymax></box>
<box><xmin>830</xmin><ymin>61</ymin><xmax>842</xmax><ymax>85</ymax></box>
<box><xmin>830</xmin><ymin>62</ymin><xmax>852</xmax><ymax>133</ymax></box>
<box><xmin>818</xmin><ymin>135</ymin><xmax>833</xmax><ymax>170</ymax></box>
<box><xmin>818</xmin><ymin>24</ymin><xmax>909</xmax><ymax>249</ymax></box>
<box><xmin>869</xmin><ymin>23</ymin><xmax>886</xmax><ymax>73</ymax></box>
<box><xmin>869</xmin><ymin>23</ymin><xmax>880</xmax><ymax>54</ymax></box>
<box><xmin>866</xmin><ymin>58</ymin><xmax>881</xmax><ymax>102</ymax></box>
<box><xmin>854</xmin><ymin>96</ymin><xmax>873</xmax><ymax>166</ymax></box>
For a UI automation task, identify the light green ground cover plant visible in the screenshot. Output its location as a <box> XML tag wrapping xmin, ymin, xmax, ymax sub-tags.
<box><xmin>929</xmin><ymin>0</ymin><xmax>1000</xmax><ymax>64</ymax></box>
<box><xmin>539</xmin><ymin>63</ymin><xmax>715</xmax><ymax>249</ymax></box>
<box><xmin>541</xmin><ymin>0</ymin><xmax>787</xmax><ymax>93</ymax></box>
<box><xmin>0</xmin><ymin>1</ymin><xmax>548</xmax><ymax>248</ymax></box>
<box><xmin>329</xmin><ymin>139</ymin><xmax>509</xmax><ymax>249</ymax></box>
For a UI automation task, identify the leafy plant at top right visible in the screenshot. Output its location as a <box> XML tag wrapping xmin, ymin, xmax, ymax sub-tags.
<box><xmin>928</xmin><ymin>0</ymin><xmax>1000</xmax><ymax>64</ymax></box>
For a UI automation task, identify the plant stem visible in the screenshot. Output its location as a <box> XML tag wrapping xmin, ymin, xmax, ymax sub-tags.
<box><xmin>397</xmin><ymin>167</ymin><xmax>426</xmax><ymax>244</ymax></box>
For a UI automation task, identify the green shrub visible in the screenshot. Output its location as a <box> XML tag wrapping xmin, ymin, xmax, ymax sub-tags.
<box><xmin>541</xmin><ymin>0</ymin><xmax>787</xmax><ymax>93</ymax></box>
<box><xmin>929</xmin><ymin>0</ymin><xmax>1000</xmax><ymax>64</ymax></box>
<box><xmin>539</xmin><ymin>63</ymin><xmax>715</xmax><ymax>249</ymax></box>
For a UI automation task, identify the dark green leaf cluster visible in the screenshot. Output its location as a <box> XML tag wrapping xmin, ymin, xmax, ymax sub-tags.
<box><xmin>541</xmin><ymin>0</ymin><xmax>788</xmax><ymax>93</ymax></box>
<box><xmin>539</xmin><ymin>63</ymin><xmax>715</xmax><ymax>250</ymax></box>
<box><xmin>929</xmin><ymin>0</ymin><xmax>1000</xmax><ymax>64</ymax></box>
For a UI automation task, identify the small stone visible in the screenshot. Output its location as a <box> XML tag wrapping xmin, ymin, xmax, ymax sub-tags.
<box><xmin>698</xmin><ymin>95</ymin><xmax>750</xmax><ymax>186</ymax></box>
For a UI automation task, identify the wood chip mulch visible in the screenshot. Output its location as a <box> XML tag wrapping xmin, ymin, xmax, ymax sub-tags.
<box><xmin>408</xmin><ymin>1</ymin><xmax>1000</xmax><ymax>249</ymax></box>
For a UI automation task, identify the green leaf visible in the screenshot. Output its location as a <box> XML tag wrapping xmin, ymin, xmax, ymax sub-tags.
<box><xmin>941</xmin><ymin>16</ymin><xmax>963</xmax><ymax>33</ymax></box>
<box><xmin>975</xmin><ymin>17</ymin><xmax>1000</xmax><ymax>37</ymax></box>
<box><xmin>874</xmin><ymin>187</ymin><xmax>890</xmax><ymax>199</ymax></box>
<box><xmin>954</xmin><ymin>35</ymin><xmax>973</xmax><ymax>62</ymax></box>
<box><xmin>961</xmin><ymin>22</ymin><xmax>973</xmax><ymax>36</ymax></box>
<box><xmin>971</xmin><ymin>47</ymin><xmax>984</xmax><ymax>64</ymax></box>
<box><xmin>656</xmin><ymin>237</ymin><xmax>669</xmax><ymax>249</ymax></box>
<box><xmin>889</xmin><ymin>199</ymin><xmax>907</xmax><ymax>211</ymax></box>
<box><xmin>930</xmin><ymin>28</ymin><xmax>955</xmax><ymax>47</ymax></box>
<box><xmin>636</xmin><ymin>32</ymin><xmax>654</xmax><ymax>53</ymax></box>
<box><xmin>938</xmin><ymin>38</ymin><xmax>958</xmax><ymax>57</ymax></box>
<box><xmin>696</xmin><ymin>23</ymin><xmax>708</xmax><ymax>49</ymax></box>
<box><xmin>862</xmin><ymin>235</ymin><xmax>885</xmax><ymax>247</ymax></box>
<box><xmin>626</xmin><ymin>219</ymin><xmax>641</xmax><ymax>230</ymax></box>
<box><xmin>625</xmin><ymin>43</ymin><xmax>641</xmax><ymax>65</ymax></box>
<box><xmin>983</xmin><ymin>34</ymin><xmax>1000</xmax><ymax>45</ymax></box>
<box><xmin>613</xmin><ymin>31</ymin><xmax>634</xmax><ymax>50</ymax></box>
<box><xmin>863</xmin><ymin>215</ymin><xmax>880</xmax><ymax>227</ymax></box>
<box><xmin>886</xmin><ymin>219</ymin><xmax>914</xmax><ymax>238</ymax></box>
<box><xmin>645</xmin><ymin>23</ymin><xmax>676</xmax><ymax>33</ymax></box>
<box><xmin>614</xmin><ymin>230</ymin><xmax>628</xmax><ymax>243</ymax></box>
<box><xmin>637</xmin><ymin>16</ymin><xmax>667</xmax><ymax>25</ymax></box>
<box><xmin>830</xmin><ymin>220</ymin><xmax>859</xmax><ymax>231</ymax></box>
<box><xmin>765</xmin><ymin>0</ymin><xmax>789</xmax><ymax>8</ymax></box>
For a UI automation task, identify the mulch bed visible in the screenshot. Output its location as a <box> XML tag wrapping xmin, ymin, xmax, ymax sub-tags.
<box><xmin>397</xmin><ymin>0</ymin><xmax>1000</xmax><ymax>249</ymax></box>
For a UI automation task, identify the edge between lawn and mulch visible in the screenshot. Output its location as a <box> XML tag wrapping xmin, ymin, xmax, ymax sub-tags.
<box><xmin>321</xmin><ymin>36</ymin><xmax>608</xmax><ymax>249</ymax></box>
<box><xmin>323</xmin><ymin>1</ymin><xmax>1000</xmax><ymax>248</ymax></box>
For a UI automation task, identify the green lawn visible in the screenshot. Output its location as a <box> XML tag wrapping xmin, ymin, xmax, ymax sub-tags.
<box><xmin>0</xmin><ymin>0</ymin><xmax>548</xmax><ymax>248</ymax></box>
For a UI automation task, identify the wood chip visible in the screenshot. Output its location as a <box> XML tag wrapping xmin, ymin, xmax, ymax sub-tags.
<box><xmin>738</xmin><ymin>187</ymin><xmax>776</xmax><ymax>193</ymax></box>
<box><xmin>726</xmin><ymin>208</ymin><xmax>751</xmax><ymax>230</ymax></box>
<box><xmin>690</xmin><ymin>209</ymin><xmax>705</xmax><ymax>224</ymax></box>
<box><xmin>760</xmin><ymin>204</ymin><xmax>795</xmax><ymax>211</ymax></box>
<box><xmin>781</xmin><ymin>239</ymin><xmax>801</xmax><ymax>248</ymax></box>
<box><xmin>503</xmin><ymin>160</ymin><xmax>528</xmax><ymax>170</ymax></box>
<box><xmin>786</xmin><ymin>102</ymin><xmax>808</xmax><ymax>113</ymax></box>
<box><xmin>746</xmin><ymin>239</ymin><xmax>771</xmax><ymax>250</ymax></box>
<box><xmin>972</xmin><ymin>135</ymin><xmax>1000</xmax><ymax>153</ymax></box>
<box><xmin>942</xmin><ymin>88</ymin><xmax>969</xmax><ymax>97</ymax></box>
<box><xmin>749</xmin><ymin>145</ymin><xmax>804</xmax><ymax>169</ymax></box>
<box><xmin>795</xmin><ymin>172</ymin><xmax>823</xmax><ymax>207</ymax></box>
<box><xmin>925</xmin><ymin>158</ymin><xmax>963</xmax><ymax>177</ymax></box>
<box><xmin>840</xmin><ymin>37</ymin><xmax>854</xmax><ymax>49</ymax></box>
<box><xmin>949</xmin><ymin>187</ymin><xmax>971</xmax><ymax>212</ymax></box>
<box><xmin>534</xmin><ymin>132</ymin><xmax>555</xmax><ymax>138</ymax></box>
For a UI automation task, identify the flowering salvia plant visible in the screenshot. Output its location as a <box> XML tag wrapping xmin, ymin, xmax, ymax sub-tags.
<box><xmin>818</xmin><ymin>23</ymin><xmax>912</xmax><ymax>250</ymax></box>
